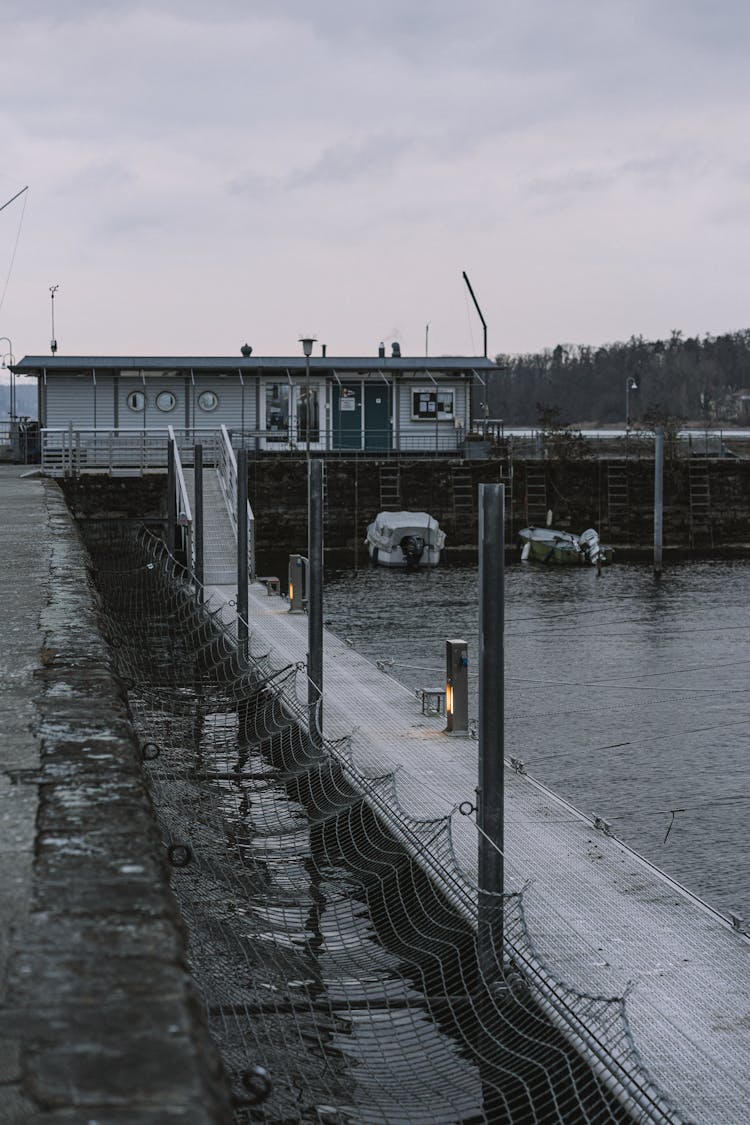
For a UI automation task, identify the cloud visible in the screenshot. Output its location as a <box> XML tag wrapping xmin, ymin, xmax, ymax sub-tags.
<box><xmin>1</xmin><ymin>1</ymin><xmax>750</xmax><ymax>358</ymax></box>
<box><xmin>228</xmin><ymin>132</ymin><xmax>413</xmax><ymax>198</ymax></box>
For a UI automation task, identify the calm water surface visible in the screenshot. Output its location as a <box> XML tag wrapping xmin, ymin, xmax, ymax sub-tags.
<box><xmin>321</xmin><ymin>559</ymin><xmax>750</xmax><ymax>922</ymax></box>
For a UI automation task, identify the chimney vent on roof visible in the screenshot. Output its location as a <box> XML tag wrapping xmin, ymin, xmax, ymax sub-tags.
<box><xmin>240</xmin><ymin>343</ymin><xmax>253</xmax><ymax>357</ymax></box>
<box><xmin>378</xmin><ymin>341</ymin><xmax>385</xmax><ymax>358</ymax></box>
<box><xmin>391</xmin><ymin>341</ymin><xmax>401</xmax><ymax>358</ymax></box>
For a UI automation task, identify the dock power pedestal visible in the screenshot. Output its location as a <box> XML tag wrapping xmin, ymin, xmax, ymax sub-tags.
<box><xmin>445</xmin><ymin>638</ymin><xmax>469</xmax><ymax>735</ymax></box>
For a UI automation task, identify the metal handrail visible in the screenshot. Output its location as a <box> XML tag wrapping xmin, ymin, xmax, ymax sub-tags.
<box><xmin>168</xmin><ymin>425</ymin><xmax>194</xmax><ymax>572</ymax></box>
<box><xmin>217</xmin><ymin>424</ymin><xmax>256</xmax><ymax>580</ymax></box>
<box><xmin>39</xmin><ymin>425</ymin><xmax>750</xmax><ymax>474</ymax></box>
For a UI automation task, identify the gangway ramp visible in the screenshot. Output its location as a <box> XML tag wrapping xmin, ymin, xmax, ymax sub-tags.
<box><xmin>182</xmin><ymin>467</ymin><xmax>237</xmax><ymax>584</ymax></box>
<box><xmin>203</xmin><ymin>574</ymin><xmax>750</xmax><ymax>1125</ymax></box>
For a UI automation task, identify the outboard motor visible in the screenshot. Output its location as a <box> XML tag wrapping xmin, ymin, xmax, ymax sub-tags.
<box><xmin>579</xmin><ymin>528</ymin><xmax>602</xmax><ymax>565</ymax></box>
<box><xmin>400</xmin><ymin>535</ymin><xmax>426</xmax><ymax>567</ymax></box>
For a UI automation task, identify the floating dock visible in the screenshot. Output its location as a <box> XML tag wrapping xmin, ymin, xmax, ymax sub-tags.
<box><xmin>205</xmin><ymin>574</ymin><xmax>750</xmax><ymax>1124</ymax></box>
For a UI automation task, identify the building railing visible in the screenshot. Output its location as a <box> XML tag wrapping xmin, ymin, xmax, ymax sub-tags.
<box><xmin>231</xmin><ymin>427</ymin><xmax>465</xmax><ymax>455</ymax></box>
<box><xmin>40</xmin><ymin>424</ymin><xmax>750</xmax><ymax>474</ymax></box>
<box><xmin>40</xmin><ymin>427</ymin><xmax>223</xmax><ymax>474</ymax></box>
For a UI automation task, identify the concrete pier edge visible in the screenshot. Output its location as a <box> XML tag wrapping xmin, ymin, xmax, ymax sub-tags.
<box><xmin>0</xmin><ymin>471</ymin><xmax>232</xmax><ymax>1123</ymax></box>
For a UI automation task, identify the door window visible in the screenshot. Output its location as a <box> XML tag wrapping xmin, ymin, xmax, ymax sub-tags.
<box><xmin>265</xmin><ymin>384</ymin><xmax>290</xmax><ymax>442</ymax></box>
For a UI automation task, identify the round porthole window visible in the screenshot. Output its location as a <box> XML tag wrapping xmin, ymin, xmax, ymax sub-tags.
<box><xmin>127</xmin><ymin>390</ymin><xmax>146</xmax><ymax>412</ymax></box>
<box><xmin>197</xmin><ymin>390</ymin><xmax>219</xmax><ymax>412</ymax></box>
<box><xmin>156</xmin><ymin>390</ymin><xmax>177</xmax><ymax>412</ymax></box>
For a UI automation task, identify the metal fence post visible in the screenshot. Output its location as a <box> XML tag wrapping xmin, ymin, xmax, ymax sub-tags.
<box><xmin>166</xmin><ymin>436</ymin><xmax>176</xmax><ymax>556</ymax></box>
<box><xmin>477</xmin><ymin>482</ymin><xmax>505</xmax><ymax>979</ymax></box>
<box><xmin>194</xmin><ymin>443</ymin><xmax>204</xmax><ymax>597</ymax></box>
<box><xmin>237</xmin><ymin>448</ymin><xmax>249</xmax><ymax>662</ymax></box>
<box><xmin>654</xmin><ymin>426</ymin><xmax>664</xmax><ymax>580</ymax></box>
<box><xmin>308</xmin><ymin>459</ymin><xmax>324</xmax><ymax>739</ymax></box>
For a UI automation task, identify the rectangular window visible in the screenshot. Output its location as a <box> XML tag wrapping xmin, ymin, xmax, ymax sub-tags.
<box><xmin>411</xmin><ymin>388</ymin><xmax>454</xmax><ymax>421</ymax></box>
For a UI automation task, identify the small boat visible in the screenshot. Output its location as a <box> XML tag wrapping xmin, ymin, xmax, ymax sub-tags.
<box><xmin>365</xmin><ymin>511</ymin><xmax>446</xmax><ymax>568</ymax></box>
<box><xmin>519</xmin><ymin>526</ymin><xmax>614</xmax><ymax>567</ymax></box>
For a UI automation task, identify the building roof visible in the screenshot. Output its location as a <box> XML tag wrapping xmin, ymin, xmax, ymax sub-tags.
<box><xmin>13</xmin><ymin>354</ymin><xmax>497</xmax><ymax>376</ymax></box>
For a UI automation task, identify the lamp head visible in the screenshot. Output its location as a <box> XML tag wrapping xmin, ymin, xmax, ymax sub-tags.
<box><xmin>299</xmin><ymin>336</ymin><xmax>316</xmax><ymax>358</ymax></box>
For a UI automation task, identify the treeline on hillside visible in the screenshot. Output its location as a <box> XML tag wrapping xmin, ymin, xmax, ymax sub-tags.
<box><xmin>0</xmin><ymin>383</ymin><xmax>37</xmax><ymax>419</ymax></box>
<box><xmin>487</xmin><ymin>329</ymin><xmax>750</xmax><ymax>426</ymax></box>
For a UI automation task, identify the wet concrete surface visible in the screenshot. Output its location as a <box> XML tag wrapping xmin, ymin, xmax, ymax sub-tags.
<box><xmin>0</xmin><ymin>467</ymin><xmax>231</xmax><ymax>1123</ymax></box>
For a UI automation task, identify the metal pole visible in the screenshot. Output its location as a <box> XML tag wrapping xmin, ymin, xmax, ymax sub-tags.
<box><xmin>654</xmin><ymin>426</ymin><xmax>664</xmax><ymax>580</ymax></box>
<box><xmin>237</xmin><ymin>448</ymin><xmax>249</xmax><ymax>661</ymax></box>
<box><xmin>462</xmin><ymin>271</ymin><xmax>488</xmax><ymax>358</ymax></box>
<box><xmin>305</xmin><ymin>353</ymin><xmax>311</xmax><ymax>460</ymax></box>
<box><xmin>477</xmin><ymin>482</ymin><xmax>505</xmax><ymax>978</ymax></box>
<box><xmin>166</xmin><ymin>436</ymin><xmax>176</xmax><ymax>555</ymax></box>
<box><xmin>0</xmin><ymin>186</ymin><xmax>28</xmax><ymax>213</ymax></box>
<box><xmin>308</xmin><ymin>458</ymin><xmax>324</xmax><ymax>738</ymax></box>
<box><xmin>194</xmin><ymin>444</ymin><xmax>204</xmax><ymax>596</ymax></box>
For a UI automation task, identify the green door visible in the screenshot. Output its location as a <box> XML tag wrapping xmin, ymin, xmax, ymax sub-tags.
<box><xmin>332</xmin><ymin>382</ymin><xmax>362</xmax><ymax>449</ymax></box>
<box><xmin>364</xmin><ymin>384</ymin><xmax>391</xmax><ymax>451</ymax></box>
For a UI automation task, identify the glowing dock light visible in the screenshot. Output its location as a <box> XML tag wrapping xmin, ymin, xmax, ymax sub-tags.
<box><xmin>445</xmin><ymin>638</ymin><xmax>469</xmax><ymax>735</ymax></box>
<box><xmin>288</xmin><ymin>553</ymin><xmax>307</xmax><ymax>614</ymax></box>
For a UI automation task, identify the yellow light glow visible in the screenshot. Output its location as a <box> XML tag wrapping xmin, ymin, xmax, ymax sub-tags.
<box><xmin>289</xmin><ymin>581</ymin><xmax>294</xmax><ymax>602</ymax></box>
<box><xmin>445</xmin><ymin>683</ymin><xmax>454</xmax><ymax>714</ymax></box>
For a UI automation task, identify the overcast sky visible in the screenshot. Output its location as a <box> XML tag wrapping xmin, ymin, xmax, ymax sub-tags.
<box><xmin>1</xmin><ymin>0</ymin><xmax>749</xmax><ymax>365</ymax></box>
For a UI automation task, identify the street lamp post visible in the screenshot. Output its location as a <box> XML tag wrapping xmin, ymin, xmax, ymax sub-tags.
<box><xmin>0</xmin><ymin>338</ymin><xmax>15</xmax><ymax>422</ymax></box>
<box><xmin>625</xmin><ymin>376</ymin><xmax>638</xmax><ymax>429</ymax></box>
<box><xmin>299</xmin><ymin>337</ymin><xmax>316</xmax><ymax>460</ymax></box>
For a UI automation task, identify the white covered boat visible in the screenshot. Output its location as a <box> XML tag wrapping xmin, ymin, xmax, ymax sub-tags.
<box><xmin>365</xmin><ymin>511</ymin><xmax>446</xmax><ymax>568</ymax></box>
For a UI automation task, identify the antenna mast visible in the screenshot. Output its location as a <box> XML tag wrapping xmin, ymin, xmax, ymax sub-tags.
<box><xmin>49</xmin><ymin>284</ymin><xmax>59</xmax><ymax>354</ymax></box>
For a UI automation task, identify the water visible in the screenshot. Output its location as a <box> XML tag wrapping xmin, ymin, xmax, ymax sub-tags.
<box><xmin>322</xmin><ymin>559</ymin><xmax>750</xmax><ymax>923</ymax></box>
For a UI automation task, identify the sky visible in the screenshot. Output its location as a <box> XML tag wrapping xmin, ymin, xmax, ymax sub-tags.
<box><xmin>1</xmin><ymin>0</ymin><xmax>749</xmax><ymax>367</ymax></box>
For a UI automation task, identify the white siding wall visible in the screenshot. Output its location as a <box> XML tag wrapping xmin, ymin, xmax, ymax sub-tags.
<box><xmin>397</xmin><ymin>379</ymin><xmax>466</xmax><ymax>451</ymax></box>
<box><xmin>192</xmin><ymin>374</ymin><xmax>257</xmax><ymax>433</ymax></box>
<box><xmin>45</xmin><ymin>374</ymin><xmax>115</xmax><ymax>429</ymax></box>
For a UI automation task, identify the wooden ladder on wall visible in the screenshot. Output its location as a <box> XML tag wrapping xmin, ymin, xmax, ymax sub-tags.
<box><xmin>606</xmin><ymin>460</ymin><xmax>629</xmax><ymax>535</ymax></box>
<box><xmin>524</xmin><ymin>465</ymin><xmax>548</xmax><ymax>526</ymax></box>
<box><xmin>689</xmin><ymin>461</ymin><xmax>714</xmax><ymax>547</ymax></box>
<box><xmin>379</xmin><ymin>465</ymin><xmax>401</xmax><ymax>511</ymax></box>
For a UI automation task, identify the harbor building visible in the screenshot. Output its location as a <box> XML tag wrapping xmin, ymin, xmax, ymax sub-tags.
<box><xmin>13</xmin><ymin>349</ymin><xmax>496</xmax><ymax>463</ymax></box>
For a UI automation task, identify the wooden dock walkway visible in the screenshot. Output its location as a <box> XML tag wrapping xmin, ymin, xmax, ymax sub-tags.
<box><xmin>205</xmin><ymin>576</ymin><xmax>750</xmax><ymax>1125</ymax></box>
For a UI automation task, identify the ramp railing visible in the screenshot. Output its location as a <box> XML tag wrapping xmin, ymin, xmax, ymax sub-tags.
<box><xmin>216</xmin><ymin>423</ymin><xmax>255</xmax><ymax>580</ymax></box>
<box><xmin>167</xmin><ymin>425</ymin><xmax>194</xmax><ymax>573</ymax></box>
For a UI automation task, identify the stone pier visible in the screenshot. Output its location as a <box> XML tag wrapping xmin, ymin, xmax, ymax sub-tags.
<box><xmin>0</xmin><ymin>466</ymin><xmax>231</xmax><ymax>1123</ymax></box>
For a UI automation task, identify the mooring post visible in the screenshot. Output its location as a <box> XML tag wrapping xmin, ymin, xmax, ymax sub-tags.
<box><xmin>194</xmin><ymin>443</ymin><xmax>204</xmax><ymax>598</ymax></box>
<box><xmin>477</xmin><ymin>482</ymin><xmax>505</xmax><ymax>979</ymax></box>
<box><xmin>654</xmin><ymin>426</ymin><xmax>664</xmax><ymax>580</ymax></box>
<box><xmin>308</xmin><ymin>458</ymin><xmax>324</xmax><ymax>739</ymax></box>
<box><xmin>166</xmin><ymin>436</ymin><xmax>176</xmax><ymax>556</ymax></box>
<box><xmin>237</xmin><ymin>448</ymin><xmax>249</xmax><ymax>662</ymax></box>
